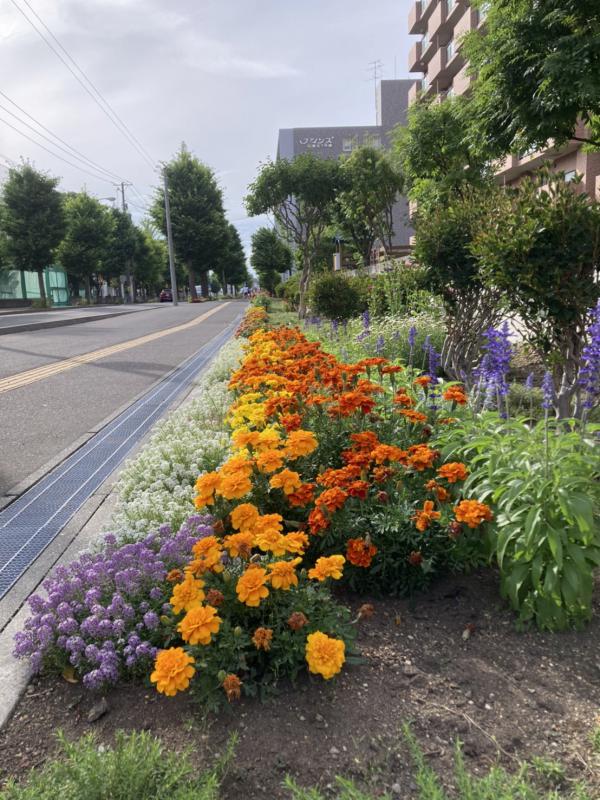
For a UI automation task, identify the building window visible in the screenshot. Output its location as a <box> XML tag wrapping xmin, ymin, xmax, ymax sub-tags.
<box><xmin>446</xmin><ymin>85</ymin><xmax>455</xmax><ymax>98</ymax></box>
<box><xmin>364</xmin><ymin>134</ymin><xmax>382</xmax><ymax>149</ymax></box>
<box><xmin>342</xmin><ymin>137</ymin><xmax>355</xmax><ymax>153</ymax></box>
<box><xmin>478</xmin><ymin>2</ymin><xmax>490</xmax><ymax>22</ymax></box>
<box><xmin>447</xmin><ymin>0</ymin><xmax>456</xmax><ymax>11</ymax></box>
<box><xmin>564</xmin><ymin>170</ymin><xmax>578</xmax><ymax>182</ymax></box>
<box><xmin>422</xmin><ymin>32</ymin><xmax>429</xmax><ymax>51</ymax></box>
<box><xmin>446</xmin><ymin>39</ymin><xmax>455</xmax><ymax>60</ymax></box>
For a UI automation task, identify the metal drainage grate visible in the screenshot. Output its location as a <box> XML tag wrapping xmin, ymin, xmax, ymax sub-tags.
<box><xmin>0</xmin><ymin>317</ymin><xmax>241</xmax><ymax>599</ymax></box>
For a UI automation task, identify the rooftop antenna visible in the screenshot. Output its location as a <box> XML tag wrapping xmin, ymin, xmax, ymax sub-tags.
<box><xmin>367</xmin><ymin>59</ymin><xmax>383</xmax><ymax>122</ymax></box>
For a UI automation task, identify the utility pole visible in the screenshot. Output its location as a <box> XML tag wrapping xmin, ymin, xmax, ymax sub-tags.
<box><xmin>116</xmin><ymin>181</ymin><xmax>133</xmax><ymax>303</ymax></box>
<box><xmin>162</xmin><ymin>168</ymin><xmax>178</xmax><ymax>306</ymax></box>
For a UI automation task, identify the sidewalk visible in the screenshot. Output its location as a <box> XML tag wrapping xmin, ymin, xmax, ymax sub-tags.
<box><xmin>0</xmin><ymin>304</ymin><xmax>165</xmax><ymax>335</ymax></box>
<box><xmin>0</xmin><ymin>339</ymin><xmax>232</xmax><ymax>729</ymax></box>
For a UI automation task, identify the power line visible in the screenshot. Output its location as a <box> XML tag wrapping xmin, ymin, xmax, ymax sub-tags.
<box><xmin>0</xmin><ymin>93</ymin><xmax>126</xmax><ymax>183</ymax></box>
<box><xmin>0</xmin><ymin>114</ymin><xmax>115</xmax><ymax>184</ymax></box>
<box><xmin>10</xmin><ymin>0</ymin><xmax>157</xmax><ymax>171</ymax></box>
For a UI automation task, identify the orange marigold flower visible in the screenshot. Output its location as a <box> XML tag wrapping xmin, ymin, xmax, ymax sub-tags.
<box><xmin>453</xmin><ymin>500</ymin><xmax>494</xmax><ymax>529</ymax></box>
<box><xmin>393</xmin><ymin>391</ymin><xmax>415</xmax><ymax>408</ymax></box>
<box><xmin>372</xmin><ymin>466</ymin><xmax>395</xmax><ymax>483</ymax></box>
<box><xmin>358</xmin><ymin>357</ymin><xmax>388</xmax><ymax>369</ymax></box>
<box><xmin>222</xmin><ymin>673</ymin><xmax>242</xmax><ymax>702</ymax></box>
<box><xmin>195</xmin><ymin>471</ymin><xmax>221</xmax><ymax>497</ymax></box>
<box><xmin>170</xmin><ymin>574</ymin><xmax>205</xmax><ymax>614</ymax></box>
<box><xmin>425</xmin><ymin>480</ymin><xmax>450</xmax><ymax>503</ymax></box>
<box><xmin>350</xmin><ymin>431</ymin><xmax>380</xmax><ymax>452</ymax></box>
<box><xmin>252</xmin><ymin>627</ymin><xmax>273</xmax><ymax>651</ymax></box>
<box><xmin>267</xmin><ymin>557</ymin><xmax>302</xmax><ymax>590</ymax></box>
<box><xmin>255</xmin><ymin>449</ymin><xmax>285</xmax><ymax>473</ymax></box>
<box><xmin>236</xmin><ymin>565</ymin><xmax>270</xmax><ymax>606</ymax></box>
<box><xmin>408</xmin><ymin>551</ymin><xmax>423</xmax><ymax>566</ymax></box>
<box><xmin>177</xmin><ymin>604</ymin><xmax>221</xmax><ymax>646</ymax></box>
<box><xmin>280</xmin><ymin>413</ymin><xmax>303</xmax><ymax>432</ymax></box>
<box><xmin>217</xmin><ymin>473</ymin><xmax>252</xmax><ymax>500</ymax></box>
<box><xmin>372</xmin><ymin>444</ymin><xmax>407</xmax><ymax>464</ymax></box>
<box><xmin>413</xmin><ymin>500</ymin><xmax>441</xmax><ymax>532</ymax></box>
<box><xmin>287</xmin><ymin>482</ymin><xmax>316</xmax><ymax>507</ymax></box>
<box><xmin>151</xmin><ymin>647</ymin><xmax>195</xmax><ymax>696</ymax></box>
<box><xmin>381</xmin><ymin>365</ymin><xmax>404</xmax><ymax>375</ymax></box>
<box><xmin>308</xmin><ymin>554</ymin><xmax>345</xmax><ymax>581</ymax></box>
<box><xmin>269</xmin><ymin>468</ymin><xmax>302</xmax><ymax>495</ymax></box>
<box><xmin>305</xmin><ymin>631</ymin><xmax>345</xmax><ymax>680</ymax></box>
<box><xmin>231</xmin><ymin>428</ymin><xmax>261</xmax><ymax>449</ymax></box>
<box><xmin>230</xmin><ymin>502</ymin><xmax>260</xmax><ymax>532</ymax></box>
<box><xmin>285</xmin><ymin>429</ymin><xmax>318</xmax><ymax>458</ymax></box>
<box><xmin>347</xmin><ymin>480</ymin><xmax>370</xmax><ymax>500</ymax></box>
<box><xmin>406</xmin><ymin>444</ymin><xmax>438</xmax><ymax>472</ymax></box>
<box><xmin>442</xmin><ymin>385</ymin><xmax>468</xmax><ymax>405</ymax></box>
<box><xmin>437</xmin><ymin>462</ymin><xmax>469</xmax><ymax>483</ymax></box>
<box><xmin>223</xmin><ymin>531</ymin><xmax>255</xmax><ymax>559</ymax></box>
<box><xmin>288</xmin><ymin>611</ymin><xmax>308</xmax><ymax>631</ymax></box>
<box><xmin>414</xmin><ymin>375</ymin><xmax>432</xmax><ymax>387</ymax></box>
<box><xmin>205</xmin><ymin>588</ymin><xmax>224</xmax><ymax>607</ymax></box>
<box><xmin>346</xmin><ymin>537</ymin><xmax>378</xmax><ymax>568</ymax></box>
<box><xmin>399</xmin><ymin>409</ymin><xmax>428</xmax><ymax>424</ymax></box>
<box><xmin>281</xmin><ymin>531</ymin><xmax>309</xmax><ymax>554</ymax></box>
<box><xmin>438</xmin><ymin>417</ymin><xmax>458</xmax><ymax>425</ymax></box>
<box><xmin>317</xmin><ymin>487</ymin><xmax>348</xmax><ymax>513</ymax></box>
<box><xmin>166</xmin><ymin>568</ymin><xmax>183</xmax><ymax>584</ymax></box>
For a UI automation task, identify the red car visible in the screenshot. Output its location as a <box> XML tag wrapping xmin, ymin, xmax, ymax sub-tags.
<box><xmin>159</xmin><ymin>289</ymin><xmax>173</xmax><ymax>302</ymax></box>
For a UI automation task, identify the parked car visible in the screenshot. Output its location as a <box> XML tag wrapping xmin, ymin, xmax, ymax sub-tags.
<box><xmin>159</xmin><ymin>288</ymin><xmax>173</xmax><ymax>302</ymax></box>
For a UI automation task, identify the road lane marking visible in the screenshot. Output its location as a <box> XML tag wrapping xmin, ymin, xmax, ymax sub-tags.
<box><xmin>0</xmin><ymin>303</ymin><xmax>231</xmax><ymax>395</ymax></box>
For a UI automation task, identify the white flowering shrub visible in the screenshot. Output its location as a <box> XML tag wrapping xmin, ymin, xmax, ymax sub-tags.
<box><xmin>110</xmin><ymin>341</ymin><xmax>242</xmax><ymax>536</ymax></box>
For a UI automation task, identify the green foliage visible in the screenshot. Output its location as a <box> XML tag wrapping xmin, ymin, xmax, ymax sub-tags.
<box><xmin>463</xmin><ymin>0</ymin><xmax>600</xmax><ymax>155</ymax></box>
<box><xmin>590</xmin><ymin>723</ymin><xmax>600</xmax><ymax>754</ymax></box>
<box><xmin>213</xmin><ymin>222</ymin><xmax>249</xmax><ymax>290</ymax></box>
<box><xmin>245</xmin><ymin>154</ymin><xmax>341</xmax><ymax>316</ymax></box>
<box><xmin>281</xmin><ymin>272</ymin><xmax>301</xmax><ymax>310</ymax></box>
<box><xmin>472</xmin><ymin>172</ymin><xmax>600</xmax><ymax>416</ymax></box>
<box><xmin>57</xmin><ymin>193</ymin><xmax>114</xmax><ymax>300</ymax></box>
<box><xmin>335</xmin><ymin>146</ymin><xmax>403</xmax><ymax>265</ymax></box>
<box><xmin>0</xmin><ymin>730</ymin><xmax>234</xmax><ymax>800</ymax></box>
<box><xmin>252</xmin><ymin>293</ymin><xmax>272</xmax><ymax>312</ymax></box>
<box><xmin>437</xmin><ymin>415</ymin><xmax>600</xmax><ymax>630</ymax></box>
<box><xmin>309</xmin><ymin>272</ymin><xmax>364</xmax><ymax>321</ymax></box>
<box><xmin>152</xmin><ymin>146</ymin><xmax>228</xmax><ymax>299</ymax></box>
<box><xmin>391</xmin><ymin>97</ymin><xmax>491</xmax><ymax>208</ymax></box>
<box><xmin>367</xmin><ymin>263</ymin><xmax>434</xmax><ymax>318</ymax></box>
<box><xmin>285</xmin><ymin>776</ymin><xmax>390</xmax><ymax>800</ymax></box>
<box><xmin>251</xmin><ymin>227</ymin><xmax>292</xmax><ymax>292</ymax></box>
<box><xmin>0</xmin><ymin>163</ymin><xmax>65</xmax><ymax>303</ymax></box>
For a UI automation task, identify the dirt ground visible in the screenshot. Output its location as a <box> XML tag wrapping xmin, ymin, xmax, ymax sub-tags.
<box><xmin>1</xmin><ymin>568</ymin><xmax>599</xmax><ymax>799</ymax></box>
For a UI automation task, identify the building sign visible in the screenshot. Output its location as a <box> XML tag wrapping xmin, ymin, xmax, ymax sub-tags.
<box><xmin>298</xmin><ymin>136</ymin><xmax>334</xmax><ymax>149</ymax></box>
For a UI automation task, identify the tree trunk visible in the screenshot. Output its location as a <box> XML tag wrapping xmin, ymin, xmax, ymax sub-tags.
<box><xmin>200</xmin><ymin>271</ymin><xmax>209</xmax><ymax>299</ymax></box>
<box><xmin>297</xmin><ymin>251</ymin><xmax>311</xmax><ymax>319</ymax></box>
<box><xmin>37</xmin><ymin>269</ymin><xmax>47</xmax><ymax>305</ymax></box>
<box><xmin>85</xmin><ymin>275</ymin><xmax>91</xmax><ymax>303</ymax></box>
<box><xmin>187</xmin><ymin>265</ymin><xmax>197</xmax><ymax>300</ymax></box>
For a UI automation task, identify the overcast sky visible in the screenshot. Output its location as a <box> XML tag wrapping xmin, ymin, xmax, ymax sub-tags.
<box><xmin>0</xmin><ymin>0</ymin><xmax>413</xmax><ymax>255</ymax></box>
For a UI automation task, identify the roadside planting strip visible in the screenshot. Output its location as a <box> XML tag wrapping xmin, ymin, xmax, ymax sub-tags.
<box><xmin>0</xmin><ymin>315</ymin><xmax>241</xmax><ymax>599</ymax></box>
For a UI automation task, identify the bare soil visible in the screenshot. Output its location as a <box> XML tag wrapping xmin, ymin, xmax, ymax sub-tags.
<box><xmin>1</xmin><ymin>569</ymin><xmax>599</xmax><ymax>799</ymax></box>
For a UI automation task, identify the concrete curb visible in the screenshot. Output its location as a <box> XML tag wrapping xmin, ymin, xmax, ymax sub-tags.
<box><xmin>0</xmin><ymin>304</ymin><xmax>162</xmax><ymax>336</ymax></box>
<box><xmin>0</xmin><ymin>321</ymin><xmax>241</xmax><ymax>730</ymax></box>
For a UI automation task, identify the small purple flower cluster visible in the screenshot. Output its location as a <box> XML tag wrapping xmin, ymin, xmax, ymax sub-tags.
<box><xmin>579</xmin><ymin>301</ymin><xmax>600</xmax><ymax>410</ymax></box>
<box><xmin>375</xmin><ymin>334</ymin><xmax>385</xmax><ymax>355</ymax></box>
<box><xmin>361</xmin><ymin>309</ymin><xmax>370</xmax><ymax>333</ymax></box>
<box><xmin>474</xmin><ymin>323</ymin><xmax>513</xmax><ymax>400</ymax></box>
<box><xmin>14</xmin><ymin>515</ymin><xmax>214</xmax><ymax>690</ymax></box>
<box><xmin>541</xmin><ymin>371</ymin><xmax>555</xmax><ymax>411</ymax></box>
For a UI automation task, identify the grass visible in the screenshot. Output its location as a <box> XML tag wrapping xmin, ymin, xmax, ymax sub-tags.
<box><xmin>0</xmin><ymin>731</ymin><xmax>236</xmax><ymax>800</ymax></box>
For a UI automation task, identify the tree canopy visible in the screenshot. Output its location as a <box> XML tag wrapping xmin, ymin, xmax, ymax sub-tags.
<box><xmin>0</xmin><ymin>163</ymin><xmax>65</xmax><ymax>303</ymax></box>
<box><xmin>251</xmin><ymin>227</ymin><xmax>292</xmax><ymax>293</ymax></box>
<box><xmin>463</xmin><ymin>0</ymin><xmax>600</xmax><ymax>155</ymax></box>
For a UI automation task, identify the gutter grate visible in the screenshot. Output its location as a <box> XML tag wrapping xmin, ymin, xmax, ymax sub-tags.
<box><xmin>0</xmin><ymin>318</ymin><xmax>240</xmax><ymax>599</ymax></box>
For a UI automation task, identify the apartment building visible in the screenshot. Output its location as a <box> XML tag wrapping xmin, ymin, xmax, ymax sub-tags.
<box><xmin>407</xmin><ymin>0</ymin><xmax>600</xmax><ymax>199</ymax></box>
<box><xmin>277</xmin><ymin>79</ymin><xmax>414</xmax><ymax>257</ymax></box>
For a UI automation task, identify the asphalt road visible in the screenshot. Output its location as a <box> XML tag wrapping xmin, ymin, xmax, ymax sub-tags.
<box><xmin>0</xmin><ymin>301</ymin><xmax>244</xmax><ymax>496</ymax></box>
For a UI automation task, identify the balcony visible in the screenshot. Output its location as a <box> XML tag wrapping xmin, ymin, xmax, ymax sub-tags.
<box><xmin>408</xmin><ymin>77</ymin><xmax>434</xmax><ymax>105</ymax></box>
<box><xmin>408</xmin><ymin>40</ymin><xmax>424</xmax><ymax>72</ymax></box>
<box><xmin>453</xmin><ymin>6</ymin><xmax>478</xmax><ymax>44</ymax></box>
<box><xmin>409</xmin><ymin>0</ymin><xmax>437</xmax><ymax>35</ymax></box>
<box><xmin>453</xmin><ymin>62</ymin><xmax>472</xmax><ymax>95</ymax></box>
<box><xmin>429</xmin><ymin>0</ymin><xmax>467</xmax><ymax>39</ymax></box>
<box><xmin>428</xmin><ymin>0</ymin><xmax>446</xmax><ymax>38</ymax></box>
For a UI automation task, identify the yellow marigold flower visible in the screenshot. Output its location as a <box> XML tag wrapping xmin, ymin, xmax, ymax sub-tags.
<box><xmin>236</xmin><ymin>565</ymin><xmax>270</xmax><ymax>607</ymax></box>
<box><xmin>305</xmin><ymin>632</ymin><xmax>345</xmax><ymax>680</ymax></box>
<box><xmin>270</xmin><ymin>468</ymin><xmax>302</xmax><ymax>495</ymax></box>
<box><xmin>230</xmin><ymin>502</ymin><xmax>260</xmax><ymax>532</ymax></box>
<box><xmin>190</xmin><ymin>536</ymin><xmax>224</xmax><ymax>574</ymax></box>
<box><xmin>232</xmin><ymin>428</ymin><xmax>261</xmax><ymax>450</ymax></box>
<box><xmin>151</xmin><ymin>647</ymin><xmax>195</xmax><ymax>696</ymax></box>
<box><xmin>281</xmin><ymin>531</ymin><xmax>309</xmax><ymax>554</ymax></box>
<box><xmin>255</xmin><ymin>449</ymin><xmax>285</xmax><ymax>473</ymax></box>
<box><xmin>222</xmin><ymin>673</ymin><xmax>242</xmax><ymax>702</ymax></box>
<box><xmin>284</xmin><ymin>429</ymin><xmax>318</xmax><ymax>459</ymax></box>
<box><xmin>223</xmin><ymin>531</ymin><xmax>255</xmax><ymax>558</ymax></box>
<box><xmin>220</xmin><ymin>455</ymin><xmax>254</xmax><ymax>477</ymax></box>
<box><xmin>267</xmin><ymin>557</ymin><xmax>302</xmax><ymax>590</ymax></box>
<box><xmin>177</xmin><ymin>604</ymin><xmax>222</xmax><ymax>646</ymax></box>
<box><xmin>308</xmin><ymin>555</ymin><xmax>345</xmax><ymax>582</ymax></box>
<box><xmin>255</xmin><ymin>427</ymin><xmax>282</xmax><ymax>452</ymax></box>
<box><xmin>255</xmin><ymin>529</ymin><xmax>287</xmax><ymax>556</ymax></box>
<box><xmin>170</xmin><ymin>574</ymin><xmax>205</xmax><ymax>614</ymax></box>
<box><xmin>217</xmin><ymin>473</ymin><xmax>252</xmax><ymax>500</ymax></box>
<box><xmin>252</xmin><ymin>627</ymin><xmax>273</xmax><ymax>651</ymax></box>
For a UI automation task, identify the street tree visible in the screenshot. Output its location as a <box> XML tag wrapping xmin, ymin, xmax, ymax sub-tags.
<box><xmin>463</xmin><ymin>0</ymin><xmax>600</xmax><ymax>155</ymax></box>
<box><xmin>215</xmin><ymin>223</ymin><xmax>249</xmax><ymax>291</ymax></box>
<box><xmin>335</xmin><ymin>147</ymin><xmax>403</xmax><ymax>265</ymax></box>
<box><xmin>152</xmin><ymin>146</ymin><xmax>228</xmax><ymax>299</ymax></box>
<box><xmin>392</xmin><ymin>97</ymin><xmax>491</xmax><ymax>209</ymax></box>
<box><xmin>134</xmin><ymin>228</ymin><xmax>167</xmax><ymax>298</ymax></box>
<box><xmin>472</xmin><ymin>172</ymin><xmax>600</xmax><ymax>417</ymax></box>
<box><xmin>104</xmin><ymin>208</ymin><xmax>139</xmax><ymax>300</ymax></box>
<box><xmin>245</xmin><ymin>154</ymin><xmax>340</xmax><ymax>317</ymax></box>
<box><xmin>57</xmin><ymin>192</ymin><xmax>114</xmax><ymax>301</ymax></box>
<box><xmin>0</xmin><ymin>163</ymin><xmax>64</xmax><ymax>304</ymax></box>
<box><xmin>250</xmin><ymin>227</ymin><xmax>292</xmax><ymax>293</ymax></box>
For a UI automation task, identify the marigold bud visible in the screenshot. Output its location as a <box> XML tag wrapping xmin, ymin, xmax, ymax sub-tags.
<box><xmin>448</xmin><ymin>521</ymin><xmax>462</xmax><ymax>540</ymax></box>
<box><xmin>376</xmin><ymin>491</ymin><xmax>389</xmax><ymax>504</ymax></box>
<box><xmin>222</xmin><ymin>570</ymin><xmax>232</xmax><ymax>583</ymax></box>
<box><xmin>358</xmin><ymin>603</ymin><xmax>375</xmax><ymax>619</ymax></box>
<box><xmin>212</xmin><ymin>519</ymin><xmax>225</xmax><ymax>536</ymax></box>
<box><xmin>206</xmin><ymin>588</ymin><xmax>225</xmax><ymax>607</ymax></box>
<box><xmin>233</xmin><ymin>625</ymin><xmax>243</xmax><ymax>637</ymax></box>
<box><xmin>288</xmin><ymin>611</ymin><xmax>308</xmax><ymax>631</ymax></box>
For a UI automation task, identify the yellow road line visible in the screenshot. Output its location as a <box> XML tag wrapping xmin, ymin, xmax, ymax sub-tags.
<box><xmin>0</xmin><ymin>303</ymin><xmax>230</xmax><ymax>396</ymax></box>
